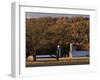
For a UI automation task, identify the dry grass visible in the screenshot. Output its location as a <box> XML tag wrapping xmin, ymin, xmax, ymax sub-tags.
<box><xmin>26</xmin><ymin>57</ymin><xmax>89</xmax><ymax>67</ymax></box>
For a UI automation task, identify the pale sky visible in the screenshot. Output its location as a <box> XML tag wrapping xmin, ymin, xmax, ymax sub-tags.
<box><xmin>26</xmin><ymin>12</ymin><xmax>89</xmax><ymax>19</ymax></box>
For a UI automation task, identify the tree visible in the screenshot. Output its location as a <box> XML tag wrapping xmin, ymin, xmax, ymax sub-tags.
<box><xmin>26</xmin><ymin>16</ymin><xmax>89</xmax><ymax>59</ymax></box>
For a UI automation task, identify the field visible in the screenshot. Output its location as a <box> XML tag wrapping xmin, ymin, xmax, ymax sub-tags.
<box><xmin>26</xmin><ymin>57</ymin><xmax>89</xmax><ymax>67</ymax></box>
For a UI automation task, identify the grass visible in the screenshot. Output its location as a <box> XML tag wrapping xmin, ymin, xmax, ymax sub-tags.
<box><xmin>26</xmin><ymin>57</ymin><xmax>89</xmax><ymax>67</ymax></box>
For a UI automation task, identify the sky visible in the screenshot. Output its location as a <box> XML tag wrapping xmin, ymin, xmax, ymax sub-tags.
<box><xmin>26</xmin><ymin>12</ymin><xmax>89</xmax><ymax>19</ymax></box>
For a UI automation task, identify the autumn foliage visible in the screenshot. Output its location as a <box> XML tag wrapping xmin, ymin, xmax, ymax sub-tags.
<box><xmin>26</xmin><ymin>16</ymin><xmax>89</xmax><ymax>57</ymax></box>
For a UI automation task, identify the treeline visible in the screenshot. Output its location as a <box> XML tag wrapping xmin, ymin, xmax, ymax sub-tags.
<box><xmin>26</xmin><ymin>16</ymin><xmax>89</xmax><ymax>56</ymax></box>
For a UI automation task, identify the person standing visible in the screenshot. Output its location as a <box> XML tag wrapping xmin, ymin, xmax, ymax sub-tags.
<box><xmin>69</xmin><ymin>43</ymin><xmax>73</xmax><ymax>58</ymax></box>
<box><xmin>58</xmin><ymin>44</ymin><xmax>61</xmax><ymax>57</ymax></box>
<box><xmin>56</xmin><ymin>44</ymin><xmax>61</xmax><ymax>61</ymax></box>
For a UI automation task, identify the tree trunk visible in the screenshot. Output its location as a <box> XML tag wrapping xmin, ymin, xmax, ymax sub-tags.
<box><xmin>33</xmin><ymin>50</ymin><xmax>36</xmax><ymax>61</ymax></box>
